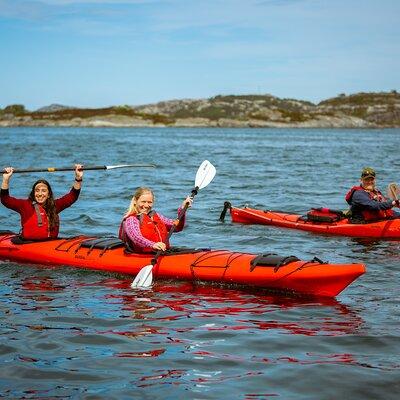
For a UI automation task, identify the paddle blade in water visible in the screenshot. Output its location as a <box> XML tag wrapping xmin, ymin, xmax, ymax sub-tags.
<box><xmin>131</xmin><ymin>265</ymin><xmax>153</xmax><ymax>288</ymax></box>
<box><xmin>195</xmin><ymin>160</ymin><xmax>216</xmax><ymax>190</ymax></box>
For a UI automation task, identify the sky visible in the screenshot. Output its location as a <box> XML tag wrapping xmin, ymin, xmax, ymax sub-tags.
<box><xmin>0</xmin><ymin>0</ymin><xmax>399</xmax><ymax>110</ymax></box>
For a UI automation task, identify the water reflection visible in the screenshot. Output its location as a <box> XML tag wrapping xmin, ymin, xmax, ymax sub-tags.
<box><xmin>99</xmin><ymin>280</ymin><xmax>365</xmax><ymax>337</ymax></box>
<box><xmin>351</xmin><ymin>237</ymin><xmax>400</xmax><ymax>254</ymax></box>
<box><xmin>19</xmin><ymin>276</ymin><xmax>66</xmax><ymax>304</ymax></box>
<box><xmin>3</xmin><ymin>270</ymin><xmax>365</xmax><ymax>341</ymax></box>
<box><xmin>1</xmin><ymin>261</ymin><xmax>392</xmax><ymax>399</ymax></box>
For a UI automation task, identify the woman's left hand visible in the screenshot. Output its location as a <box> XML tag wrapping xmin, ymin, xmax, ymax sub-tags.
<box><xmin>74</xmin><ymin>164</ymin><xmax>83</xmax><ymax>181</ymax></box>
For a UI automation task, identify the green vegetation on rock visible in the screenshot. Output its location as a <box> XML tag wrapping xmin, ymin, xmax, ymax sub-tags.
<box><xmin>1</xmin><ymin>91</ymin><xmax>399</xmax><ymax>128</ymax></box>
<box><xmin>2</xmin><ymin>104</ymin><xmax>27</xmax><ymax>115</ymax></box>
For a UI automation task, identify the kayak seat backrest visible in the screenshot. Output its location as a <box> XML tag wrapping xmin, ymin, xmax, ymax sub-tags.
<box><xmin>250</xmin><ymin>253</ymin><xmax>300</xmax><ymax>272</ymax></box>
<box><xmin>0</xmin><ymin>230</ymin><xmax>16</xmax><ymax>235</ymax></box>
<box><xmin>11</xmin><ymin>235</ymin><xmax>59</xmax><ymax>245</ymax></box>
<box><xmin>78</xmin><ymin>237</ymin><xmax>126</xmax><ymax>256</ymax></box>
<box><xmin>124</xmin><ymin>245</ymin><xmax>211</xmax><ymax>255</ymax></box>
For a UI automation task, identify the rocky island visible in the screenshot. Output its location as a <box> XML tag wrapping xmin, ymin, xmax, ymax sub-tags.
<box><xmin>1</xmin><ymin>91</ymin><xmax>399</xmax><ymax>128</ymax></box>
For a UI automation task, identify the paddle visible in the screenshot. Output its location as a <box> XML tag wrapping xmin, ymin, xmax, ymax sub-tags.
<box><xmin>8</xmin><ymin>164</ymin><xmax>156</xmax><ymax>174</ymax></box>
<box><xmin>388</xmin><ymin>182</ymin><xmax>399</xmax><ymax>202</ymax></box>
<box><xmin>130</xmin><ymin>160</ymin><xmax>216</xmax><ymax>289</ymax></box>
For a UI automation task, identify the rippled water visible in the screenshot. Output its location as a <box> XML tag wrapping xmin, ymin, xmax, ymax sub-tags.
<box><xmin>0</xmin><ymin>127</ymin><xmax>399</xmax><ymax>399</ymax></box>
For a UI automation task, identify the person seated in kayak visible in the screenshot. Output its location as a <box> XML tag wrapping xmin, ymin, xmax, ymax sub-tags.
<box><xmin>119</xmin><ymin>187</ymin><xmax>193</xmax><ymax>252</ymax></box>
<box><xmin>345</xmin><ymin>167</ymin><xmax>400</xmax><ymax>222</ymax></box>
<box><xmin>1</xmin><ymin>165</ymin><xmax>83</xmax><ymax>240</ymax></box>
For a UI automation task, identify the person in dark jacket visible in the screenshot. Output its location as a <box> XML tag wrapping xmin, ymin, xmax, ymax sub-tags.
<box><xmin>345</xmin><ymin>167</ymin><xmax>400</xmax><ymax>222</ymax></box>
<box><xmin>1</xmin><ymin>165</ymin><xmax>83</xmax><ymax>240</ymax></box>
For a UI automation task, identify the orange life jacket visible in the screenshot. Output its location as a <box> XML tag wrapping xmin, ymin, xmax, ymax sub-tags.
<box><xmin>345</xmin><ymin>186</ymin><xmax>394</xmax><ymax>221</ymax></box>
<box><xmin>119</xmin><ymin>211</ymin><xmax>169</xmax><ymax>252</ymax></box>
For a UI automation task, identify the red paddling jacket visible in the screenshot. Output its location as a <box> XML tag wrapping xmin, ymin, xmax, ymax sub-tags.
<box><xmin>345</xmin><ymin>186</ymin><xmax>395</xmax><ymax>222</ymax></box>
<box><xmin>1</xmin><ymin>188</ymin><xmax>80</xmax><ymax>240</ymax></box>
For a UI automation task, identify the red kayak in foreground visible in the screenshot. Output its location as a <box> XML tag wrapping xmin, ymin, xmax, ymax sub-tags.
<box><xmin>0</xmin><ymin>232</ymin><xmax>365</xmax><ymax>297</ymax></box>
<box><xmin>222</xmin><ymin>202</ymin><xmax>400</xmax><ymax>239</ymax></box>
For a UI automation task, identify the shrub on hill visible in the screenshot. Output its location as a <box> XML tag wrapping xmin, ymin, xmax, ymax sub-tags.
<box><xmin>3</xmin><ymin>104</ymin><xmax>27</xmax><ymax>115</ymax></box>
<box><xmin>319</xmin><ymin>91</ymin><xmax>400</xmax><ymax>107</ymax></box>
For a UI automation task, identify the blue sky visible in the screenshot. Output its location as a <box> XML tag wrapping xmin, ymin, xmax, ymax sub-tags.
<box><xmin>1</xmin><ymin>0</ymin><xmax>399</xmax><ymax>110</ymax></box>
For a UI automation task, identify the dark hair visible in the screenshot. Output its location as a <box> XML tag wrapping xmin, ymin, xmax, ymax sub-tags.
<box><xmin>29</xmin><ymin>180</ymin><xmax>58</xmax><ymax>230</ymax></box>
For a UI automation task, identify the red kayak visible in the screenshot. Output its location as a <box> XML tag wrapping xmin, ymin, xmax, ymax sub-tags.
<box><xmin>221</xmin><ymin>202</ymin><xmax>400</xmax><ymax>239</ymax></box>
<box><xmin>0</xmin><ymin>231</ymin><xmax>365</xmax><ymax>297</ymax></box>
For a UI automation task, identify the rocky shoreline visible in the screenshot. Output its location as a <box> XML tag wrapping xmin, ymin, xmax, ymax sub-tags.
<box><xmin>1</xmin><ymin>91</ymin><xmax>399</xmax><ymax>128</ymax></box>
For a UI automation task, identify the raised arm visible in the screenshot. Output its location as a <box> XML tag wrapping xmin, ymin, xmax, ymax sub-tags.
<box><xmin>73</xmin><ymin>164</ymin><xmax>84</xmax><ymax>190</ymax></box>
<box><xmin>1</xmin><ymin>167</ymin><xmax>14</xmax><ymax>190</ymax></box>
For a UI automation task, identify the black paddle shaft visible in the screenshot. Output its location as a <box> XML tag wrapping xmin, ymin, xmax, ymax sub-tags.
<box><xmin>10</xmin><ymin>166</ymin><xmax>107</xmax><ymax>173</ymax></box>
<box><xmin>9</xmin><ymin>164</ymin><xmax>156</xmax><ymax>174</ymax></box>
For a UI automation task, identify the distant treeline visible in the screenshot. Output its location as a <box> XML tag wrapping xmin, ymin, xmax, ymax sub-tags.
<box><xmin>0</xmin><ymin>104</ymin><xmax>173</xmax><ymax>124</ymax></box>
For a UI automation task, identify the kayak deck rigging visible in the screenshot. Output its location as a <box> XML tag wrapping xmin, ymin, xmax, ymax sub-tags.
<box><xmin>0</xmin><ymin>232</ymin><xmax>365</xmax><ymax>297</ymax></box>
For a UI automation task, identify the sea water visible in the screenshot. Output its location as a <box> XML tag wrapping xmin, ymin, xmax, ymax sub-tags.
<box><xmin>0</xmin><ymin>127</ymin><xmax>399</xmax><ymax>399</ymax></box>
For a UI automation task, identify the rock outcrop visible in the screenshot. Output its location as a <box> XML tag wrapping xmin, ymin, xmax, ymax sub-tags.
<box><xmin>1</xmin><ymin>91</ymin><xmax>399</xmax><ymax>128</ymax></box>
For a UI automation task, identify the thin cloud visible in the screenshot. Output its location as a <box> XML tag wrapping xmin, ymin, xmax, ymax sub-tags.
<box><xmin>0</xmin><ymin>0</ymin><xmax>155</xmax><ymax>21</ymax></box>
<box><xmin>37</xmin><ymin>0</ymin><xmax>152</xmax><ymax>4</ymax></box>
<box><xmin>1</xmin><ymin>0</ymin><xmax>399</xmax><ymax>108</ymax></box>
<box><xmin>0</xmin><ymin>0</ymin><xmax>49</xmax><ymax>20</ymax></box>
<box><xmin>256</xmin><ymin>0</ymin><xmax>309</xmax><ymax>5</ymax></box>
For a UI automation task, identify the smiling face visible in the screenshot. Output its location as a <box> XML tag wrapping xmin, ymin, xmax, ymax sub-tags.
<box><xmin>135</xmin><ymin>191</ymin><xmax>154</xmax><ymax>214</ymax></box>
<box><xmin>34</xmin><ymin>182</ymin><xmax>50</xmax><ymax>204</ymax></box>
<box><xmin>361</xmin><ymin>176</ymin><xmax>376</xmax><ymax>191</ymax></box>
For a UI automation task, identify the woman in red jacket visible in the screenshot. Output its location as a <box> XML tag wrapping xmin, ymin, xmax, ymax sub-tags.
<box><xmin>119</xmin><ymin>187</ymin><xmax>192</xmax><ymax>252</ymax></box>
<box><xmin>1</xmin><ymin>165</ymin><xmax>83</xmax><ymax>240</ymax></box>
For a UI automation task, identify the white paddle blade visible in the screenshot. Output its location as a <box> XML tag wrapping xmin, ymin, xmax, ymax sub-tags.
<box><xmin>106</xmin><ymin>164</ymin><xmax>156</xmax><ymax>169</ymax></box>
<box><xmin>195</xmin><ymin>160</ymin><xmax>216</xmax><ymax>190</ymax></box>
<box><xmin>387</xmin><ymin>182</ymin><xmax>399</xmax><ymax>200</ymax></box>
<box><xmin>131</xmin><ymin>265</ymin><xmax>153</xmax><ymax>288</ymax></box>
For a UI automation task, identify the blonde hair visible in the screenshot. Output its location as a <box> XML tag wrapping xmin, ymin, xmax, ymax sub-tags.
<box><xmin>123</xmin><ymin>187</ymin><xmax>154</xmax><ymax>218</ymax></box>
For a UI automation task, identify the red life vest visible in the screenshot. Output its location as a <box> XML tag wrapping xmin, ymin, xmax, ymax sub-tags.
<box><xmin>119</xmin><ymin>211</ymin><xmax>169</xmax><ymax>252</ymax></box>
<box><xmin>345</xmin><ymin>186</ymin><xmax>394</xmax><ymax>221</ymax></box>
<box><xmin>22</xmin><ymin>202</ymin><xmax>59</xmax><ymax>240</ymax></box>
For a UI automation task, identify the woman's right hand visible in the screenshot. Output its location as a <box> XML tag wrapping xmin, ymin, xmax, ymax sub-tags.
<box><xmin>1</xmin><ymin>167</ymin><xmax>13</xmax><ymax>190</ymax></box>
<box><xmin>2</xmin><ymin>167</ymin><xmax>13</xmax><ymax>180</ymax></box>
<box><xmin>152</xmin><ymin>242</ymin><xmax>167</xmax><ymax>252</ymax></box>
